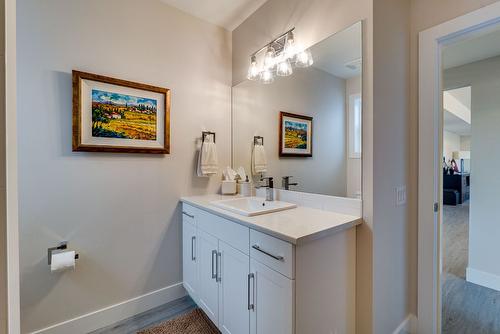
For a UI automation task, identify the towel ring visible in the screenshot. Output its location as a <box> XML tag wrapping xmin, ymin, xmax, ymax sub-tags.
<box><xmin>202</xmin><ymin>131</ymin><xmax>216</xmax><ymax>143</ymax></box>
<box><xmin>254</xmin><ymin>136</ymin><xmax>264</xmax><ymax>145</ymax></box>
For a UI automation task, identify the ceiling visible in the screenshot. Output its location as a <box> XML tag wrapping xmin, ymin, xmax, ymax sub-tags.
<box><xmin>309</xmin><ymin>22</ymin><xmax>362</xmax><ymax>79</ymax></box>
<box><xmin>443</xmin><ymin>87</ymin><xmax>471</xmax><ymax>136</ymax></box>
<box><xmin>160</xmin><ymin>0</ymin><xmax>268</xmax><ymax>31</ymax></box>
<box><xmin>443</xmin><ymin>25</ymin><xmax>500</xmax><ymax>69</ymax></box>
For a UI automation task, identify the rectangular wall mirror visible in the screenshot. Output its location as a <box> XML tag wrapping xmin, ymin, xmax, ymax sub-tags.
<box><xmin>232</xmin><ymin>21</ymin><xmax>363</xmax><ymax>198</ymax></box>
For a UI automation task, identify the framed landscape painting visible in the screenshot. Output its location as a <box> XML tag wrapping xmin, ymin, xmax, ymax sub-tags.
<box><xmin>72</xmin><ymin>70</ymin><xmax>170</xmax><ymax>154</ymax></box>
<box><xmin>279</xmin><ymin>112</ymin><xmax>313</xmax><ymax>157</ymax></box>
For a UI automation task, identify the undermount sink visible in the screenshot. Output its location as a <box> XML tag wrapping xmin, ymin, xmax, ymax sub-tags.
<box><xmin>211</xmin><ymin>197</ymin><xmax>297</xmax><ymax>217</ymax></box>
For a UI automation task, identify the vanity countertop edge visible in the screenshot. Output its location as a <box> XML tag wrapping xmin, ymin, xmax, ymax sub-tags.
<box><xmin>180</xmin><ymin>194</ymin><xmax>363</xmax><ymax>245</ymax></box>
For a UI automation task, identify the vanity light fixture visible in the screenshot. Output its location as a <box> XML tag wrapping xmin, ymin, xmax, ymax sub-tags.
<box><xmin>246</xmin><ymin>28</ymin><xmax>313</xmax><ymax>84</ymax></box>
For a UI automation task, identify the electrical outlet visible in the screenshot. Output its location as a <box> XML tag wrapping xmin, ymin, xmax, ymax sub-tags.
<box><xmin>396</xmin><ymin>185</ymin><xmax>407</xmax><ymax>206</ymax></box>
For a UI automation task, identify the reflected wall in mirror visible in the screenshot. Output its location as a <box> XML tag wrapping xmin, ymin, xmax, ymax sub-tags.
<box><xmin>232</xmin><ymin>22</ymin><xmax>362</xmax><ymax>198</ymax></box>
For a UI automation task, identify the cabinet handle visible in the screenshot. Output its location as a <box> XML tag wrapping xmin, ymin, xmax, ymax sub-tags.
<box><xmin>216</xmin><ymin>252</ymin><xmax>222</xmax><ymax>282</ymax></box>
<box><xmin>182</xmin><ymin>211</ymin><xmax>194</xmax><ymax>219</ymax></box>
<box><xmin>252</xmin><ymin>244</ymin><xmax>284</xmax><ymax>261</ymax></box>
<box><xmin>191</xmin><ymin>236</ymin><xmax>196</xmax><ymax>261</ymax></box>
<box><xmin>211</xmin><ymin>250</ymin><xmax>217</xmax><ymax>279</ymax></box>
<box><xmin>248</xmin><ymin>273</ymin><xmax>255</xmax><ymax>311</ymax></box>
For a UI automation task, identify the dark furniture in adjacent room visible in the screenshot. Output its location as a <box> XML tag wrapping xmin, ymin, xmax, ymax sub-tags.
<box><xmin>443</xmin><ymin>173</ymin><xmax>470</xmax><ymax>205</ymax></box>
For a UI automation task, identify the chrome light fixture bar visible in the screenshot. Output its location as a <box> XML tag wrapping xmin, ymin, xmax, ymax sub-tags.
<box><xmin>246</xmin><ymin>28</ymin><xmax>313</xmax><ymax>84</ymax></box>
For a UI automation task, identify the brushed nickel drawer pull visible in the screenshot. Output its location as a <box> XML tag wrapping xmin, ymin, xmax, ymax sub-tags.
<box><xmin>191</xmin><ymin>236</ymin><xmax>196</xmax><ymax>261</ymax></box>
<box><xmin>252</xmin><ymin>244</ymin><xmax>284</xmax><ymax>261</ymax></box>
<box><xmin>182</xmin><ymin>211</ymin><xmax>194</xmax><ymax>219</ymax></box>
<box><xmin>216</xmin><ymin>252</ymin><xmax>222</xmax><ymax>282</ymax></box>
<box><xmin>211</xmin><ymin>250</ymin><xmax>217</xmax><ymax>279</ymax></box>
<box><xmin>248</xmin><ymin>273</ymin><xmax>255</xmax><ymax>310</ymax></box>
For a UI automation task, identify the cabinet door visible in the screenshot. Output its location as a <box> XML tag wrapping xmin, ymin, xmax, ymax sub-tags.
<box><xmin>218</xmin><ymin>241</ymin><xmax>250</xmax><ymax>334</ymax></box>
<box><xmin>182</xmin><ymin>219</ymin><xmax>198</xmax><ymax>302</ymax></box>
<box><xmin>250</xmin><ymin>259</ymin><xmax>294</xmax><ymax>334</ymax></box>
<box><xmin>198</xmin><ymin>229</ymin><xmax>220</xmax><ymax>326</ymax></box>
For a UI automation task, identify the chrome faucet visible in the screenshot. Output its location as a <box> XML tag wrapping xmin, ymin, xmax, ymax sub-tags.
<box><xmin>260</xmin><ymin>177</ymin><xmax>274</xmax><ymax>201</ymax></box>
<box><xmin>282</xmin><ymin>176</ymin><xmax>298</xmax><ymax>190</ymax></box>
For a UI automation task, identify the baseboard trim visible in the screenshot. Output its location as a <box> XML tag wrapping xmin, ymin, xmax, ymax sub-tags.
<box><xmin>393</xmin><ymin>313</ymin><xmax>417</xmax><ymax>334</ymax></box>
<box><xmin>30</xmin><ymin>282</ymin><xmax>186</xmax><ymax>334</ymax></box>
<box><xmin>466</xmin><ymin>267</ymin><xmax>500</xmax><ymax>291</ymax></box>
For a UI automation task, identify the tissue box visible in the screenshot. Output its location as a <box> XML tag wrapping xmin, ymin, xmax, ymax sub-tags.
<box><xmin>222</xmin><ymin>180</ymin><xmax>237</xmax><ymax>195</ymax></box>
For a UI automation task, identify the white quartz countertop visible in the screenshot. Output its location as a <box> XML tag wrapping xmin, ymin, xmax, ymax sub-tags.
<box><xmin>180</xmin><ymin>194</ymin><xmax>363</xmax><ymax>245</ymax></box>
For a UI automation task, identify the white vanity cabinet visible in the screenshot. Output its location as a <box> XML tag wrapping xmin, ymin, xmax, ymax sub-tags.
<box><xmin>181</xmin><ymin>200</ymin><xmax>356</xmax><ymax>334</ymax></box>
<box><xmin>182</xmin><ymin>203</ymin><xmax>294</xmax><ymax>334</ymax></box>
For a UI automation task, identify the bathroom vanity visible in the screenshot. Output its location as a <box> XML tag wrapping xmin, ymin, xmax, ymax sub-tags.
<box><xmin>181</xmin><ymin>20</ymin><xmax>364</xmax><ymax>334</ymax></box>
<box><xmin>181</xmin><ymin>194</ymin><xmax>362</xmax><ymax>334</ymax></box>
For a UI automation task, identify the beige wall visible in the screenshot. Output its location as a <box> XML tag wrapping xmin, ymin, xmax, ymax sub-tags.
<box><xmin>0</xmin><ymin>0</ymin><xmax>7</xmax><ymax>331</ymax></box>
<box><xmin>372</xmin><ymin>0</ymin><xmax>411</xmax><ymax>332</ymax></box>
<box><xmin>232</xmin><ymin>67</ymin><xmax>348</xmax><ymax>197</ymax></box>
<box><xmin>408</xmin><ymin>0</ymin><xmax>500</xmax><ymax>318</ymax></box>
<box><xmin>17</xmin><ymin>0</ymin><xmax>231</xmax><ymax>332</ymax></box>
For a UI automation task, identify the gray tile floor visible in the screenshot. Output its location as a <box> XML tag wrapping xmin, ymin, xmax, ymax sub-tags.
<box><xmin>90</xmin><ymin>296</ymin><xmax>196</xmax><ymax>334</ymax></box>
<box><xmin>442</xmin><ymin>202</ymin><xmax>500</xmax><ymax>334</ymax></box>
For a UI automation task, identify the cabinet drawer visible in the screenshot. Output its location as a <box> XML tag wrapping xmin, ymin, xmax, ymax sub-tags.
<box><xmin>250</xmin><ymin>230</ymin><xmax>294</xmax><ymax>279</ymax></box>
<box><xmin>197</xmin><ymin>208</ymin><xmax>250</xmax><ymax>255</ymax></box>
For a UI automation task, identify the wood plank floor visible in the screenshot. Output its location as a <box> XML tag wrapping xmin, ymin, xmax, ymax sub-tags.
<box><xmin>442</xmin><ymin>202</ymin><xmax>500</xmax><ymax>334</ymax></box>
<box><xmin>90</xmin><ymin>296</ymin><xmax>196</xmax><ymax>334</ymax></box>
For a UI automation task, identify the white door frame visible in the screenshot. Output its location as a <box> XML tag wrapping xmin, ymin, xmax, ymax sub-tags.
<box><xmin>5</xmin><ymin>0</ymin><xmax>20</xmax><ymax>332</ymax></box>
<box><xmin>418</xmin><ymin>3</ymin><xmax>500</xmax><ymax>333</ymax></box>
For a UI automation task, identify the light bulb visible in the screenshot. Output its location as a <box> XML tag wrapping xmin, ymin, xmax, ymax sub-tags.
<box><xmin>264</xmin><ymin>46</ymin><xmax>276</xmax><ymax>69</ymax></box>
<box><xmin>247</xmin><ymin>55</ymin><xmax>260</xmax><ymax>81</ymax></box>
<box><xmin>260</xmin><ymin>69</ymin><xmax>274</xmax><ymax>84</ymax></box>
<box><xmin>277</xmin><ymin>59</ymin><xmax>293</xmax><ymax>76</ymax></box>
<box><xmin>296</xmin><ymin>49</ymin><xmax>313</xmax><ymax>67</ymax></box>
<box><xmin>284</xmin><ymin>31</ymin><xmax>297</xmax><ymax>57</ymax></box>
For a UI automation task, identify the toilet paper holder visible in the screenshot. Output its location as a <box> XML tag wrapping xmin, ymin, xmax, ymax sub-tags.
<box><xmin>48</xmin><ymin>242</ymin><xmax>79</xmax><ymax>265</ymax></box>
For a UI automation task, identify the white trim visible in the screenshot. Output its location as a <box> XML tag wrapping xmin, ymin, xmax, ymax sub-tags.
<box><xmin>5</xmin><ymin>0</ymin><xmax>20</xmax><ymax>332</ymax></box>
<box><xmin>392</xmin><ymin>314</ymin><xmax>417</xmax><ymax>334</ymax></box>
<box><xmin>466</xmin><ymin>267</ymin><xmax>500</xmax><ymax>292</ymax></box>
<box><xmin>418</xmin><ymin>2</ymin><xmax>500</xmax><ymax>334</ymax></box>
<box><xmin>30</xmin><ymin>283</ymin><xmax>186</xmax><ymax>334</ymax></box>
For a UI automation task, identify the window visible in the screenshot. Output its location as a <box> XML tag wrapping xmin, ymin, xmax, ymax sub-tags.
<box><xmin>349</xmin><ymin>94</ymin><xmax>362</xmax><ymax>158</ymax></box>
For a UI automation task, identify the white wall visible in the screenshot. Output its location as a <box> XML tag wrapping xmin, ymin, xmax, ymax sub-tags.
<box><xmin>443</xmin><ymin>130</ymin><xmax>461</xmax><ymax>162</ymax></box>
<box><xmin>232</xmin><ymin>67</ymin><xmax>347</xmax><ymax>197</ymax></box>
<box><xmin>461</xmin><ymin>135</ymin><xmax>471</xmax><ymax>151</ymax></box>
<box><xmin>17</xmin><ymin>0</ymin><xmax>231</xmax><ymax>332</ymax></box>
<box><xmin>443</xmin><ymin>56</ymin><xmax>500</xmax><ymax>288</ymax></box>
<box><xmin>346</xmin><ymin>76</ymin><xmax>362</xmax><ymax>199</ymax></box>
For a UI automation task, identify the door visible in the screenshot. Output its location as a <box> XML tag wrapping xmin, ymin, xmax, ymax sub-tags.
<box><xmin>218</xmin><ymin>241</ymin><xmax>250</xmax><ymax>334</ymax></box>
<box><xmin>182</xmin><ymin>219</ymin><xmax>198</xmax><ymax>301</ymax></box>
<box><xmin>250</xmin><ymin>259</ymin><xmax>293</xmax><ymax>334</ymax></box>
<box><xmin>198</xmin><ymin>229</ymin><xmax>220</xmax><ymax>325</ymax></box>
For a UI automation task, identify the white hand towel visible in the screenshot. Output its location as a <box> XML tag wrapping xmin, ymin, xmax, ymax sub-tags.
<box><xmin>197</xmin><ymin>135</ymin><xmax>218</xmax><ymax>177</ymax></box>
<box><xmin>252</xmin><ymin>144</ymin><xmax>267</xmax><ymax>175</ymax></box>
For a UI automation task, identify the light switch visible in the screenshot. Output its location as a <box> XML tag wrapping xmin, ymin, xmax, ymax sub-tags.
<box><xmin>396</xmin><ymin>186</ymin><xmax>407</xmax><ymax>206</ymax></box>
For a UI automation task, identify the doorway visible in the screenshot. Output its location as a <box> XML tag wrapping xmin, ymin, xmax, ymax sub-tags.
<box><xmin>418</xmin><ymin>3</ymin><xmax>500</xmax><ymax>333</ymax></box>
